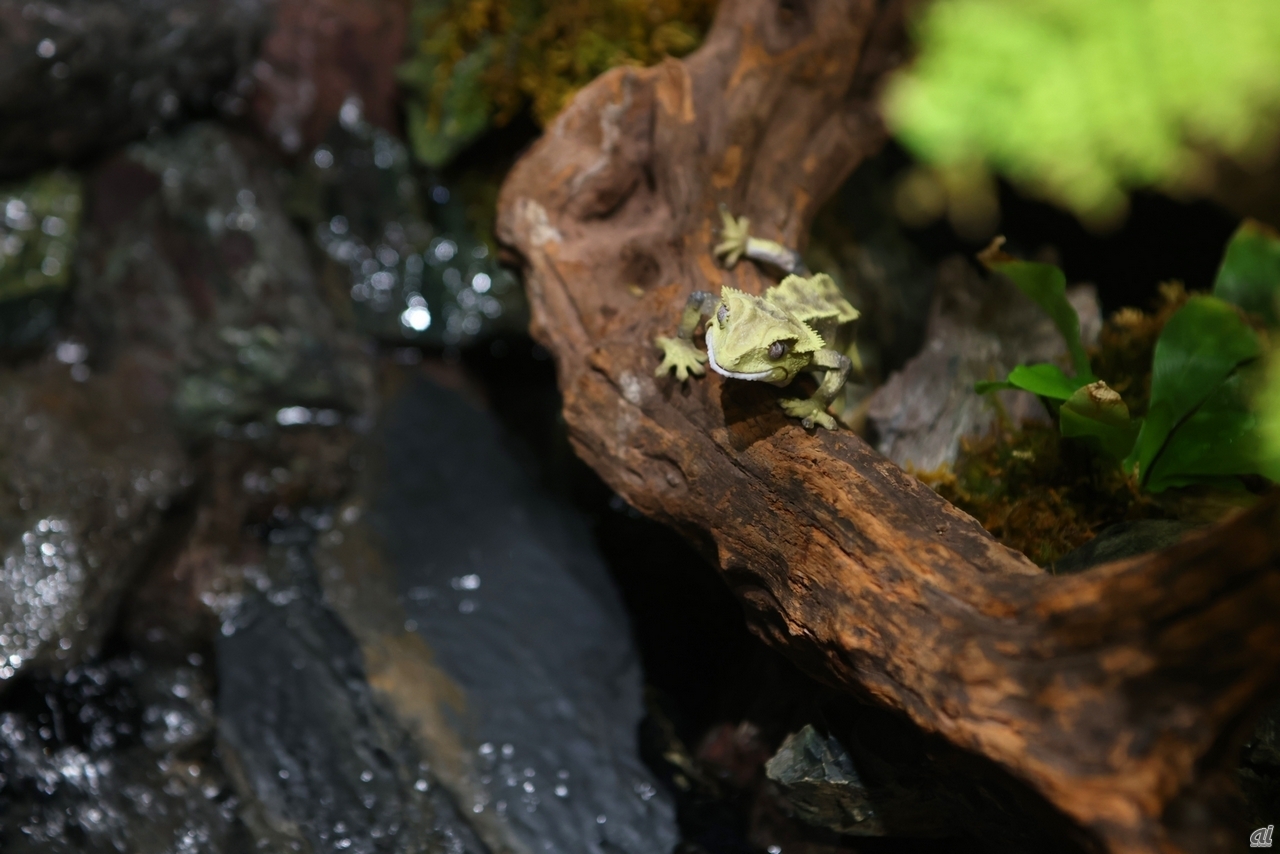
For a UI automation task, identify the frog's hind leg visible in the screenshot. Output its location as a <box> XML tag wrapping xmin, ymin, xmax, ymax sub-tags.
<box><xmin>780</xmin><ymin>348</ymin><xmax>851</xmax><ymax>429</ymax></box>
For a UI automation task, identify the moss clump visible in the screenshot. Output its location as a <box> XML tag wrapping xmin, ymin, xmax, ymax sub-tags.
<box><xmin>401</xmin><ymin>0</ymin><xmax>717</xmax><ymax>166</ymax></box>
<box><xmin>919</xmin><ymin>420</ymin><xmax>1157</xmax><ymax>566</ymax></box>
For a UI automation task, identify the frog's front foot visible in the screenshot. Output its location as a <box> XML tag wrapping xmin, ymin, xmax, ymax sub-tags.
<box><xmin>654</xmin><ymin>336</ymin><xmax>707</xmax><ymax>382</ymax></box>
<box><xmin>781</xmin><ymin>397</ymin><xmax>837</xmax><ymax>430</ymax></box>
<box><xmin>714</xmin><ymin>205</ymin><xmax>750</xmax><ymax>268</ymax></box>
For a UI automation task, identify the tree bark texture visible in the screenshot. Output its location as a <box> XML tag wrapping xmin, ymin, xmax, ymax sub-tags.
<box><xmin>495</xmin><ymin>1</ymin><xmax>1280</xmax><ymax>851</ymax></box>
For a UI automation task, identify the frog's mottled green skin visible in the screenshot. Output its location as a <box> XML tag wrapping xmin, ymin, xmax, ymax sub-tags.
<box><xmin>654</xmin><ymin>273</ymin><xmax>859</xmax><ymax>429</ymax></box>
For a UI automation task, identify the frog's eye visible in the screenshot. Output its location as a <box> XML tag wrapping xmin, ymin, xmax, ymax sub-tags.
<box><xmin>768</xmin><ymin>340</ymin><xmax>789</xmax><ymax>360</ymax></box>
<box><xmin>716</xmin><ymin>304</ymin><xmax>729</xmax><ymax>325</ymax></box>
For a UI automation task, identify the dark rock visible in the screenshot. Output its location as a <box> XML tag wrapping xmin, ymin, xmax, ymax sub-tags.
<box><xmin>0</xmin><ymin>655</ymin><xmax>252</xmax><ymax>853</ymax></box>
<box><xmin>2</xmin><ymin>120</ymin><xmax>376</xmax><ymax>690</ymax></box>
<box><xmin>216</xmin><ymin>529</ymin><xmax>484</xmax><ymax>854</ymax></box>
<box><xmin>250</xmin><ymin>0</ymin><xmax>409</xmax><ymax>155</ymax></box>
<box><xmin>867</xmin><ymin>256</ymin><xmax>1102</xmax><ymax>472</ymax></box>
<box><xmin>370</xmin><ymin>377</ymin><xmax>679</xmax><ymax>854</ymax></box>
<box><xmin>0</xmin><ymin>0</ymin><xmax>270</xmax><ymax>177</ymax></box>
<box><xmin>764</xmin><ymin>725</ymin><xmax>884</xmax><ymax>837</ymax></box>
<box><xmin>75</xmin><ymin>122</ymin><xmax>374</xmax><ymax>436</ymax></box>
<box><xmin>1052</xmin><ymin>520</ymin><xmax>1190</xmax><ymax>575</ymax></box>
<box><xmin>1240</xmin><ymin>702</ymin><xmax>1280</xmax><ymax>829</ymax></box>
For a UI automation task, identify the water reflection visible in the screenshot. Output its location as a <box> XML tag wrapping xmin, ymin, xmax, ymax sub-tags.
<box><xmin>292</xmin><ymin>97</ymin><xmax>526</xmax><ymax>349</ymax></box>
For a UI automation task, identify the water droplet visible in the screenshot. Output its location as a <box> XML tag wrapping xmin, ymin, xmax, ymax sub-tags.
<box><xmin>276</xmin><ymin>406</ymin><xmax>312</xmax><ymax>426</ymax></box>
<box><xmin>400</xmin><ymin>305</ymin><xmax>431</xmax><ymax>332</ymax></box>
<box><xmin>36</xmin><ymin>38</ymin><xmax>55</xmax><ymax>58</ymax></box>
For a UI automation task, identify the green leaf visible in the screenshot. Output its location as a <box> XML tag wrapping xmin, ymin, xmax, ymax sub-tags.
<box><xmin>986</xmin><ymin>260</ymin><xmax>1095</xmax><ymax>380</ymax></box>
<box><xmin>974</xmin><ymin>379</ymin><xmax>1017</xmax><ymax>394</ymax></box>
<box><xmin>1259</xmin><ymin>355</ymin><xmax>1280</xmax><ymax>481</ymax></box>
<box><xmin>1141</xmin><ymin>363</ymin><xmax>1280</xmax><ymax>494</ymax></box>
<box><xmin>1124</xmin><ymin>295</ymin><xmax>1262</xmax><ymax>485</ymax></box>
<box><xmin>1006</xmin><ymin>363</ymin><xmax>1090</xmax><ymax>400</ymax></box>
<box><xmin>1059</xmin><ymin>381</ymin><xmax>1140</xmax><ymax>460</ymax></box>
<box><xmin>1213</xmin><ymin>219</ymin><xmax>1280</xmax><ymax>327</ymax></box>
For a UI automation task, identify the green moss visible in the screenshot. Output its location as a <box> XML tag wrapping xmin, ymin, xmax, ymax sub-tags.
<box><xmin>400</xmin><ymin>0</ymin><xmax>717</xmax><ymax>167</ymax></box>
<box><xmin>919</xmin><ymin>420</ymin><xmax>1158</xmax><ymax>566</ymax></box>
<box><xmin>0</xmin><ymin>170</ymin><xmax>82</xmax><ymax>302</ymax></box>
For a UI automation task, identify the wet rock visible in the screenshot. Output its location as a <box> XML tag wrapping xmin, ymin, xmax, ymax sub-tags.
<box><xmin>216</xmin><ymin>526</ymin><xmax>484</xmax><ymax>854</ymax></box>
<box><xmin>122</xmin><ymin>424</ymin><xmax>366</xmax><ymax>664</ymax></box>
<box><xmin>370</xmin><ymin>377</ymin><xmax>679</xmax><ymax>854</ymax></box>
<box><xmin>75</xmin><ymin>122</ymin><xmax>374</xmax><ymax>436</ymax></box>
<box><xmin>0</xmin><ymin>169</ymin><xmax>81</xmax><ymax>353</ymax></box>
<box><xmin>0</xmin><ymin>355</ymin><xmax>190</xmax><ymax>690</ymax></box>
<box><xmin>867</xmin><ymin>257</ymin><xmax>1102</xmax><ymax>472</ymax></box>
<box><xmin>764</xmin><ymin>725</ymin><xmax>884</xmax><ymax>837</ymax></box>
<box><xmin>0</xmin><ymin>0</ymin><xmax>270</xmax><ymax>177</ymax></box>
<box><xmin>1052</xmin><ymin>519</ymin><xmax>1190</xmax><ymax>575</ymax></box>
<box><xmin>250</xmin><ymin>0</ymin><xmax>409</xmax><ymax>155</ymax></box>
<box><xmin>288</xmin><ymin>102</ymin><xmax>526</xmax><ymax>348</ymax></box>
<box><xmin>0</xmin><ymin>655</ymin><xmax>251</xmax><ymax>853</ymax></box>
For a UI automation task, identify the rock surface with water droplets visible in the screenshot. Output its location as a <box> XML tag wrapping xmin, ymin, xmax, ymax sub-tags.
<box><xmin>216</xmin><ymin>529</ymin><xmax>484</xmax><ymax>854</ymax></box>
<box><xmin>0</xmin><ymin>656</ymin><xmax>252</xmax><ymax>852</ymax></box>
<box><xmin>75</xmin><ymin>121</ymin><xmax>373</xmax><ymax>436</ymax></box>
<box><xmin>372</xmin><ymin>378</ymin><xmax>679</xmax><ymax>854</ymax></box>
<box><xmin>0</xmin><ymin>355</ymin><xmax>189</xmax><ymax>691</ymax></box>
<box><xmin>0</xmin><ymin>0</ymin><xmax>270</xmax><ymax>177</ymax></box>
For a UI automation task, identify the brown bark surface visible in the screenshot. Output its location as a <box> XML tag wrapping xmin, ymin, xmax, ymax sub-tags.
<box><xmin>494</xmin><ymin>1</ymin><xmax>1280</xmax><ymax>851</ymax></box>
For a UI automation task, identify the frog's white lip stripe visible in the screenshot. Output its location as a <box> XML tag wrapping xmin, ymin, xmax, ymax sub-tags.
<box><xmin>705</xmin><ymin>332</ymin><xmax>774</xmax><ymax>381</ymax></box>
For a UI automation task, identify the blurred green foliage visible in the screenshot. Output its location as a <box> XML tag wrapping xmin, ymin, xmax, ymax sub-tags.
<box><xmin>400</xmin><ymin>0</ymin><xmax>717</xmax><ymax>167</ymax></box>
<box><xmin>0</xmin><ymin>170</ymin><xmax>82</xmax><ymax>350</ymax></box>
<box><xmin>884</xmin><ymin>0</ymin><xmax>1280</xmax><ymax>225</ymax></box>
<box><xmin>979</xmin><ymin>220</ymin><xmax>1280</xmax><ymax>492</ymax></box>
<box><xmin>0</xmin><ymin>170</ymin><xmax>81</xmax><ymax>301</ymax></box>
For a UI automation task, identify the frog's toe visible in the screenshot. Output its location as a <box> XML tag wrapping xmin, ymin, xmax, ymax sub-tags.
<box><xmin>781</xmin><ymin>398</ymin><xmax>837</xmax><ymax>430</ymax></box>
<box><xmin>655</xmin><ymin>337</ymin><xmax>706</xmax><ymax>382</ymax></box>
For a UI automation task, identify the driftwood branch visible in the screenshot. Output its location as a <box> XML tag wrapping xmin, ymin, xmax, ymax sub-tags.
<box><xmin>495</xmin><ymin>1</ymin><xmax>1280</xmax><ymax>850</ymax></box>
